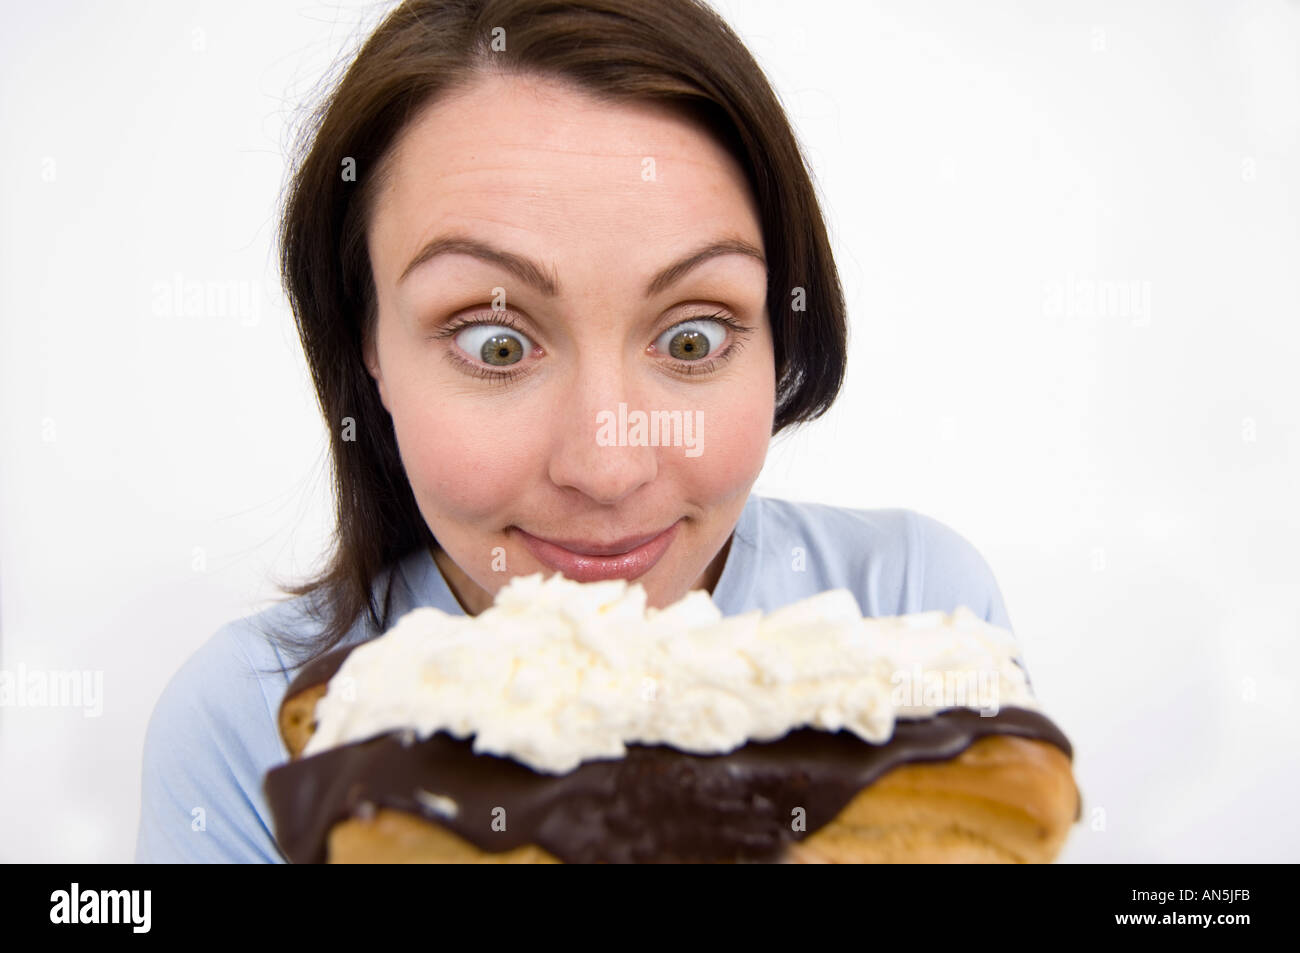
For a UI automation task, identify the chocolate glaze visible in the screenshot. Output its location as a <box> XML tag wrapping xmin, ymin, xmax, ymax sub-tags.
<box><xmin>266</xmin><ymin>682</ymin><xmax>1080</xmax><ymax>863</ymax></box>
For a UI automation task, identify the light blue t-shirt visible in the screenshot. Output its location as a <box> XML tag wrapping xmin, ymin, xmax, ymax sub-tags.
<box><xmin>133</xmin><ymin>494</ymin><xmax>1015</xmax><ymax>863</ymax></box>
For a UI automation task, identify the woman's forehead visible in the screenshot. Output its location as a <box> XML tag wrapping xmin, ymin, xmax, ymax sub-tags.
<box><xmin>368</xmin><ymin>75</ymin><xmax>762</xmax><ymax>276</ymax></box>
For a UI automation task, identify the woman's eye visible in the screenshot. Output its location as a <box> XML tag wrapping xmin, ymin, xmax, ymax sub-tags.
<box><xmin>653</xmin><ymin>318</ymin><xmax>727</xmax><ymax>361</ymax></box>
<box><xmin>454</xmin><ymin>323</ymin><xmax>534</xmax><ymax>366</ymax></box>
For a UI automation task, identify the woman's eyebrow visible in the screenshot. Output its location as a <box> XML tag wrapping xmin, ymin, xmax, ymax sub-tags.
<box><xmin>397</xmin><ymin>232</ymin><xmax>765</xmax><ymax>298</ymax></box>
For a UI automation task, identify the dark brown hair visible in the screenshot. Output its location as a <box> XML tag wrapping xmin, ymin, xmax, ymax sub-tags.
<box><xmin>263</xmin><ymin>0</ymin><xmax>847</xmax><ymax>673</ymax></box>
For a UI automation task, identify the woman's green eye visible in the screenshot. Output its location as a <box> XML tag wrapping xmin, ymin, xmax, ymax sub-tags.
<box><xmin>454</xmin><ymin>324</ymin><xmax>533</xmax><ymax>365</ymax></box>
<box><xmin>655</xmin><ymin>319</ymin><xmax>726</xmax><ymax>361</ymax></box>
<box><xmin>451</xmin><ymin>315</ymin><xmax>730</xmax><ymax>371</ymax></box>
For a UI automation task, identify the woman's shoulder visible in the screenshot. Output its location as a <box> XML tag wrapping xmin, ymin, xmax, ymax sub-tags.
<box><xmin>146</xmin><ymin>595</ymin><xmax>317</xmax><ymax>740</ymax></box>
<box><xmin>749</xmin><ymin>492</ymin><xmax>927</xmax><ymax>568</ymax></box>
<box><xmin>161</xmin><ymin>548</ymin><xmax>430</xmax><ymax>710</ymax></box>
<box><xmin>749</xmin><ymin>494</ymin><xmax>1012</xmax><ymax>629</ymax></box>
<box><xmin>135</xmin><ymin>596</ymin><xmax>326</xmax><ymax>864</ymax></box>
<box><xmin>755</xmin><ymin>494</ymin><xmax>913</xmax><ymax>541</ymax></box>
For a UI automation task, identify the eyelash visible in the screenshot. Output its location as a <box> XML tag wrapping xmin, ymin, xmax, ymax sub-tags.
<box><xmin>431</xmin><ymin>311</ymin><xmax>753</xmax><ymax>384</ymax></box>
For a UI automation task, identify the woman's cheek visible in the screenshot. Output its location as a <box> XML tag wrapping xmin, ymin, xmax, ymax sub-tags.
<box><xmin>389</xmin><ymin>393</ymin><xmax>537</xmax><ymax>519</ymax></box>
<box><xmin>670</xmin><ymin>381</ymin><xmax>773</xmax><ymax>497</ymax></box>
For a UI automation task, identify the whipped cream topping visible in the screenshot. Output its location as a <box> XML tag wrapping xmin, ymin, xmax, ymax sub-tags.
<box><xmin>300</xmin><ymin>571</ymin><xmax>1037</xmax><ymax>773</ymax></box>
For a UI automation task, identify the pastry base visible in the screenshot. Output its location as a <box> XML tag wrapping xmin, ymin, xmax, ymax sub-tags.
<box><xmin>280</xmin><ymin>683</ymin><xmax>328</xmax><ymax>760</ymax></box>
<box><xmin>321</xmin><ymin>734</ymin><xmax>1077</xmax><ymax>864</ymax></box>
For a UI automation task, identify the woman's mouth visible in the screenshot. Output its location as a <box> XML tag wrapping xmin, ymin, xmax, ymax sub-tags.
<box><xmin>512</xmin><ymin>520</ymin><xmax>682</xmax><ymax>582</ymax></box>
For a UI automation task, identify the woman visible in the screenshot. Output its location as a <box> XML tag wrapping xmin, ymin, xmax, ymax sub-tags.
<box><xmin>135</xmin><ymin>0</ymin><xmax>1012</xmax><ymax>863</ymax></box>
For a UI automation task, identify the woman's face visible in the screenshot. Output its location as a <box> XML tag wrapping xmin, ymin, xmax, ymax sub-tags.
<box><xmin>363</xmin><ymin>71</ymin><xmax>774</xmax><ymax>614</ymax></box>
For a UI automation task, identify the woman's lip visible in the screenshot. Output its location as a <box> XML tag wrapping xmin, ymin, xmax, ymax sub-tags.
<box><xmin>514</xmin><ymin>520</ymin><xmax>681</xmax><ymax>582</ymax></box>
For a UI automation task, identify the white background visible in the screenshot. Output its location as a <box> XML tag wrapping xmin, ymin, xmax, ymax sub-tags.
<box><xmin>1</xmin><ymin>0</ymin><xmax>1296</xmax><ymax>862</ymax></box>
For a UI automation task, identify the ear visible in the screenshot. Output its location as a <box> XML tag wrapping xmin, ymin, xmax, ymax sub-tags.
<box><xmin>362</xmin><ymin>326</ymin><xmax>390</xmax><ymax>413</ymax></box>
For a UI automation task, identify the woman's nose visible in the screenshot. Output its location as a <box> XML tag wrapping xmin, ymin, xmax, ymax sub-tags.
<box><xmin>546</xmin><ymin>366</ymin><xmax>660</xmax><ymax>506</ymax></box>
